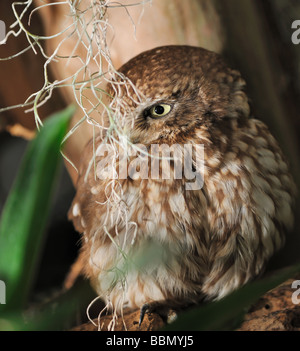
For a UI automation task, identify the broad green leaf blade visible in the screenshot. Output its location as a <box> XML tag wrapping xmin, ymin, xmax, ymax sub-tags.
<box><xmin>163</xmin><ymin>263</ymin><xmax>300</xmax><ymax>331</ymax></box>
<box><xmin>0</xmin><ymin>105</ymin><xmax>75</xmax><ymax>312</ymax></box>
<box><xmin>0</xmin><ymin>280</ymin><xmax>95</xmax><ymax>331</ymax></box>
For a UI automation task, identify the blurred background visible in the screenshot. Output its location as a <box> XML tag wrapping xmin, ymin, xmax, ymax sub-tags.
<box><xmin>0</xmin><ymin>132</ymin><xmax>80</xmax><ymax>301</ymax></box>
<box><xmin>0</xmin><ymin>0</ymin><xmax>300</xmax><ymax>325</ymax></box>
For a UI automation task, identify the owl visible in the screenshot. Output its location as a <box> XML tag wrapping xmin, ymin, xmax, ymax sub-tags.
<box><xmin>69</xmin><ymin>46</ymin><xmax>296</xmax><ymax>326</ymax></box>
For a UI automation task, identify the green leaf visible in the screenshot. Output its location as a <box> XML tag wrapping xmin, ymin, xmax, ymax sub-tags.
<box><xmin>0</xmin><ymin>105</ymin><xmax>75</xmax><ymax>312</ymax></box>
<box><xmin>163</xmin><ymin>263</ymin><xmax>300</xmax><ymax>331</ymax></box>
<box><xmin>0</xmin><ymin>279</ymin><xmax>96</xmax><ymax>331</ymax></box>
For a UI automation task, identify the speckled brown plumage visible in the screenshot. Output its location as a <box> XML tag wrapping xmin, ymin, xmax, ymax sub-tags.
<box><xmin>69</xmin><ymin>46</ymin><xmax>296</xmax><ymax>318</ymax></box>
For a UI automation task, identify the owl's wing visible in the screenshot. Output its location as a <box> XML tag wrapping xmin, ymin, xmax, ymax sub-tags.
<box><xmin>68</xmin><ymin>137</ymin><xmax>100</xmax><ymax>235</ymax></box>
<box><xmin>68</xmin><ymin>135</ymin><xmax>118</xmax><ymax>237</ymax></box>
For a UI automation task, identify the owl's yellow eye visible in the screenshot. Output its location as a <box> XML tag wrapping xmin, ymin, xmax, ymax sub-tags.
<box><xmin>147</xmin><ymin>104</ymin><xmax>172</xmax><ymax>118</ymax></box>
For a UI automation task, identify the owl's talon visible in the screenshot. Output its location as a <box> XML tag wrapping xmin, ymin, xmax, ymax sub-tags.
<box><xmin>139</xmin><ymin>301</ymin><xmax>180</xmax><ymax>327</ymax></box>
<box><xmin>139</xmin><ymin>303</ymin><xmax>150</xmax><ymax>327</ymax></box>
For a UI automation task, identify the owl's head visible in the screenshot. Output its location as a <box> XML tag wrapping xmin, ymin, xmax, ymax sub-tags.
<box><xmin>108</xmin><ymin>45</ymin><xmax>250</xmax><ymax>145</ymax></box>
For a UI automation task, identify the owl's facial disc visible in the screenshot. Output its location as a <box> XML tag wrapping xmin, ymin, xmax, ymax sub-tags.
<box><xmin>109</xmin><ymin>46</ymin><xmax>250</xmax><ymax>144</ymax></box>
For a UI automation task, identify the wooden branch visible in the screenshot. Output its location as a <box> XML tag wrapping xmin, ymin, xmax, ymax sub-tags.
<box><xmin>70</xmin><ymin>309</ymin><xmax>164</xmax><ymax>332</ymax></box>
<box><xmin>70</xmin><ymin>276</ymin><xmax>300</xmax><ymax>331</ymax></box>
<box><xmin>238</xmin><ymin>277</ymin><xmax>300</xmax><ymax>331</ymax></box>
